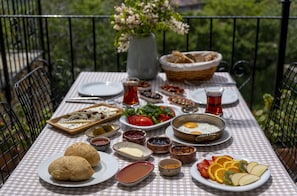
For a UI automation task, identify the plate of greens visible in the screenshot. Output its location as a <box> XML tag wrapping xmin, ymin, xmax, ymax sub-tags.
<box><xmin>119</xmin><ymin>103</ymin><xmax>181</xmax><ymax>131</ymax></box>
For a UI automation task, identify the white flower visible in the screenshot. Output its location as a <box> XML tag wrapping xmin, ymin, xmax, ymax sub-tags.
<box><xmin>110</xmin><ymin>0</ymin><xmax>189</xmax><ymax>52</ymax></box>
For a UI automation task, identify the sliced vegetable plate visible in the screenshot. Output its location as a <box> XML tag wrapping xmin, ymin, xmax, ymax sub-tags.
<box><xmin>190</xmin><ymin>154</ymin><xmax>271</xmax><ymax>192</ymax></box>
<box><xmin>119</xmin><ymin>103</ymin><xmax>181</xmax><ymax>131</ymax></box>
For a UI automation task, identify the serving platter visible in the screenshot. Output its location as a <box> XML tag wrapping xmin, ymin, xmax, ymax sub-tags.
<box><xmin>38</xmin><ymin>152</ymin><xmax>118</xmax><ymax>187</ymax></box>
<box><xmin>190</xmin><ymin>153</ymin><xmax>271</xmax><ymax>192</ymax></box>
<box><xmin>47</xmin><ymin>103</ymin><xmax>123</xmax><ymax>135</ymax></box>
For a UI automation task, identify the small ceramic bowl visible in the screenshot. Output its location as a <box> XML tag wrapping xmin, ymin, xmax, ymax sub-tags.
<box><xmin>158</xmin><ymin>158</ymin><xmax>182</xmax><ymax>177</ymax></box>
<box><xmin>169</xmin><ymin>145</ymin><xmax>197</xmax><ymax>164</ymax></box>
<box><xmin>123</xmin><ymin>129</ymin><xmax>146</xmax><ymax>145</ymax></box>
<box><xmin>146</xmin><ymin>136</ymin><xmax>172</xmax><ymax>154</ymax></box>
<box><xmin>88</xmin><ymin>136</ymin><xmax>110</xmax><ymax>152</ymax></box>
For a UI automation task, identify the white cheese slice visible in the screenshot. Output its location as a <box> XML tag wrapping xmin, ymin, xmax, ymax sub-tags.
<box><xmin>118</xmin><ymin>147</ymin><xmax>144</xmax><ymax>157</ymax></box>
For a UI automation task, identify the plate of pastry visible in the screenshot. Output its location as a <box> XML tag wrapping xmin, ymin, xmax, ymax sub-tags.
<box><xmin>38</xmin><ymin>151</ymin><xmax>118</xmax><ymax>187</ymax></box>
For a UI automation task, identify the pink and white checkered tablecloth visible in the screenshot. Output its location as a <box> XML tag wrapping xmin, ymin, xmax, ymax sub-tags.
<box><xmin>1</xmin><ymin>72</ymin><xmax>296</xmax><ymax>195</ymax></box>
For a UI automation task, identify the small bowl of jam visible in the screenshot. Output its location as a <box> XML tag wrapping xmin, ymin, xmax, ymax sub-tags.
<box><xmin>123</xmin><ymin>129</ymin><xmax>146</xmax><ymax>145</ymax></box>
<box><xmin>146</xmin><ymin>136</ymin><xmax>172</xmax><ymax>154</ymax></box>
<box><xmin>88</xmin><ymin>136</ymin><xmax>110</xmax><ymax>152</ymax></box>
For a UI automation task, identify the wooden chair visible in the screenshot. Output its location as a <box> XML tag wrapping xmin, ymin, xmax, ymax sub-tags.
<box><xmin>263</xmin><ymin>63</ymin><xmax>297</xmax><ymax>183</ymax></box>
<box><xmin>0</xmin><ymin>102</ymin><xmax>31</xmax><ymax>186</ymax></box>
<box><xmin>14</xmin><ymin>66</ymin><xmax>58</xmax><ymax>142</ymax></box>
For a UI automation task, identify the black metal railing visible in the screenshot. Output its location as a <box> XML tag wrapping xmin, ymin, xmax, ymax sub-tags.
<box><xmin>0</xmin><ymin>1</ymin><xmax>294</xmax><ymax>110</ymax></box>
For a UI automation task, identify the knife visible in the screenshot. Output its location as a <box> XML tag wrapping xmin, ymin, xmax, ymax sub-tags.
<box><xmin>65</xmin><ymin>100</ymin><xmax>101</xmax><ymax>104</ymax></box>
<box><xmin>67</xmin><ymin>97</ymin><xmax>103</xmax><ymax>100</ymax></box>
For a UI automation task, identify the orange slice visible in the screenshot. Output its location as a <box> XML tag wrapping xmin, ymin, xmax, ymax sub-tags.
<box><xmin>214</xmin><ymin>168</ymin><xmax>227</xmax><ymax>184</ymax></box>
<box><xmin>226</xmin><ymin>166</ymin><xmax>240</xmax><ymax>173</ymax></box>
<box><xmin>223</xmin><ymin>161</ymin><xmax>233</xmax><ymax>168</ymax></box>
<box><xmin>231</xmin><ymin>160</ymin><xmax>240</xmax><ymax>168</ymax></box>
<box><xmin>208</xmin><ymin>163</ymin><xmax>223</xmax><ymax>181</ymax></box>
<box><xmin>214</xmin><ymin>156</ymin><xmax>233</xmax><ymax>166</ymax></box>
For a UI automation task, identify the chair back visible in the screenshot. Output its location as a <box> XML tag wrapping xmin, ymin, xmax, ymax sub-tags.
<box><xmin>263</xmin><ymin>63</ymin><xmax>297</xmax><ymax>182</ymax></box>
<box><xmin>0</xmin><ymin>102</ymin><xmax>31</xmax><ymax>185</ymax></box>
<box><xmin>14</xmin><ymin>66</ymin><xmax>57</xmax><ymax>142</ymax></box>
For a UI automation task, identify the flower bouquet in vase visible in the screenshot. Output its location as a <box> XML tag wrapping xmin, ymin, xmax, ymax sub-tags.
<box><xmin>110</xmin><ymin>0</ymin><xmax>189</xmax><ymax>80</ymax></box>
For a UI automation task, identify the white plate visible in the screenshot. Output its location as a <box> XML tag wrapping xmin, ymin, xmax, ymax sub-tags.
<box><xmin>38</xmin><ymin>152</ymin><xmax>118</xmax><ymax>187</ymax></box>
<box><xmin>113</xmin><ymin>141</ymin><xmax>152</xmax><ymax>161</ymax></box>
<box><xmin>190</xmin><ymin>154</ymin><xmax>271</xmax><ymax>192</ymax></box>
<box><xmin>165</xmin><ymin>126</ymin><xmax>232</xmax><ymax>147</ymax></box>
<box><xmin>119</xmin><ymin>104</ymin><xmax>182</xmax><ymax>131</ymax></box>
<box><xmin>78</xmin><ymin>81</ymin><xmax>123</xmax><ymax>96</ymax></box>
<box><xmin>189</xmin><ymin>89</ymin><xmax>238</xmax><ymax>105</ymax></box>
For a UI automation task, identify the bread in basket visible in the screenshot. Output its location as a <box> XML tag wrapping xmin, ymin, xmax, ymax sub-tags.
<box><xmin>159</xmin><ymin>51</ymin><xmax>222</xmax><ymax>81</ymax></box>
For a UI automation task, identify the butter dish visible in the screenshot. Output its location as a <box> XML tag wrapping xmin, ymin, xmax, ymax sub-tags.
<box><xmin>113</xmin><ymin>141</ymin><xmax>152</xmax><ymax>161</ymax></box>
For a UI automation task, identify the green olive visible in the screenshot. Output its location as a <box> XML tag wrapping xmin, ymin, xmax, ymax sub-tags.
<box><xmin>92</xmin><ymin>127</ymin><xmax>106</xmax><ymax>136</ymax></box>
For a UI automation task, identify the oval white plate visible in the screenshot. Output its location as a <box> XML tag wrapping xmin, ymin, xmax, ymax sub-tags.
<box><xmin>38</xmin><ymin>152</ymin><xmax>118</xmax><ymax>187</ymax></box>
<box><xmin>119</xmin><ymin>104</ymin><xmax>182</xmax><ymax>131</ymax></box>
<box><xmin>113</xmin><ymin>141</ymin><xmax>152</xmax><ymax>161</ymax></box>
<box><xmin>190</xmin><ymin>153</ymin><xmax>271</xmax><ymax>192</ymax></box>
<box><xmin>78</xmin><ymin>81</ymin><xmax>123</xmax><ymax>96</ymax></box>
<box><xmin>115</xmin><ymin>161</ymin><xmax>154</xmax><ymax>186</ymax></box>
<box><xmin>165</xmin><ymin>126</ymin><xmax>232</xmax><ymax>147</ymax></box>
<box><xmin>189</xmin><ymin>89</ymin><xmax>238</xmax><ymax>105</ymax></box>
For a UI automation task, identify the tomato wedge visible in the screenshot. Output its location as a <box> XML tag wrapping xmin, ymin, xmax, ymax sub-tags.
<box><xmin>158</xmin><ymin>113</ymin><xmax>172</xmax><ymax>122</ymax></box>
<box><xmin>127</xmin><ymin>115</ymin><xmax>154</xmax><ymax>126</ymax></box>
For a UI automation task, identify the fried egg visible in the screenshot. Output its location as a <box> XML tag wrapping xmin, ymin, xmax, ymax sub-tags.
<box><xmin>183</xmin><ymin>122</ymin><xmax>198</xmax><ymax>128</ymax></box>
<box><xmin>179</xmin><ymin>122</ymin><xmax>202</xmax><ymax>134</ymax></box>
<box><xmin>178</xmin><ymin>122</ymin><xmax>220</xmax><ymax>135</ymax></box>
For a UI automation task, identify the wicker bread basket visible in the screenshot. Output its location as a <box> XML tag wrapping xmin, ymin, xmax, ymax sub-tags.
<box><xmin>159</xmin><ymin>51</ymin><xmax>222</xmax><ymax>81</ymax></box>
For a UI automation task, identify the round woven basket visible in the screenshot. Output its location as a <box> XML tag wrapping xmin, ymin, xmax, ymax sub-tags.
<box><xmin>159</xmin><ymin>51</ymin><xmax>222</xmax><ymax>81</ymax></box>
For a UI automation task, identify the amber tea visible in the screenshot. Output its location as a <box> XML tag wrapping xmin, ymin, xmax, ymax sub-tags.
<box><xmin>205</xmin><ymin>87</ymin><xmax>224</xmax><ymax>116</ymax></box>
<box><xmin>122</xmin><ymin>77</ymin><xmax>139</xmax><ymax>106</ymax></box>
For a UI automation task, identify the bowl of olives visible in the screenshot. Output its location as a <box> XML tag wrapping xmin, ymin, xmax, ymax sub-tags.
<box><xmin>85</xmin><ymin>123</ymin><xmax>120</xmax><ymax>138</ymax></box>
<box><xmin>146</xmin><ymin>136</ymin><xmax>172</xmax><ymax>154</ymax></box>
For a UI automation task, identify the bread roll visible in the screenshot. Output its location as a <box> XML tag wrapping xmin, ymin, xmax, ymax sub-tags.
<box><xmin>48</xmin><ymin>156</ymin><xmax>94</xmax><ymax>181</ymax></box>
<box><xmin>64</xmin><ymin>142</ymin><xmax>100</xmax><ymax>167</ymax></box>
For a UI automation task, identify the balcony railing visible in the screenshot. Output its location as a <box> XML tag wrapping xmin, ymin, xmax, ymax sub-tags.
<box><xmin>0</xmin><ymin>1</ymin><xmax>294</xmax><ymax>110</ymax></box>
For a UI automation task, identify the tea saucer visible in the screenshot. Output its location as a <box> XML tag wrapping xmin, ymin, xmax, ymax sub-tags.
<box><xmin>189</xmin><ymin>89</ymin><xmax>238</xmax><ymax>105</ymax></box>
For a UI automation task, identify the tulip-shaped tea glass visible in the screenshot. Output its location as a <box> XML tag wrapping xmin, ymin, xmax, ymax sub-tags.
<box><xmin>122</xmin><ymin>77</ymin><xmax>139</xmax><ymax>107</ymax></box>
<box><xmin>204</xmin><ymin>86</ymin><xmax>224</xmax><ymax>116</ymax></box>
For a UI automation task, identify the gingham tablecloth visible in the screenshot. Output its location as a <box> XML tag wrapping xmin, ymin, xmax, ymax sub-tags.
<box><xmin>1</xmin><ymin>72</ymin><xmax>296</xmax><ymax>195</ymax></box>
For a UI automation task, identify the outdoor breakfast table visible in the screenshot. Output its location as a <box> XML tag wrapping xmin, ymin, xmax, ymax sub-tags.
<box><xmin>1</xmin><ymin>72</ymin><xmax>296</xmax><ymax>196</ymax></box>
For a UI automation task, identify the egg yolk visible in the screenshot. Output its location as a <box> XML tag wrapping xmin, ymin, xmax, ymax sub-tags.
<box><xmin>183</xmin><ymin>122</ymin><xmax>198</xmax><ymax>128</ymax></box>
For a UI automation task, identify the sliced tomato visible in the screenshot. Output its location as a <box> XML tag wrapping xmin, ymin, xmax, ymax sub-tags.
<box><xmin>127</xmin><ymin>115</ymin><xmax>154</xmax><ymax>126</ymax></box>
<box><xmin>157</xmin><ymin>113</ymin><xmax>172</xmax><ymax>122</ymax></box>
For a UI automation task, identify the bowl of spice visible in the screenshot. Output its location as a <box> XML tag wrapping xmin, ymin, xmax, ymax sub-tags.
<box><xmin>158</xmin><ymin>158</ymin><xmax>182</xmax><ymax>176</ymax></box>
<box><xmin>169</xmin><ymin>145</ymin><xmax>197</xmax><ymax>164</ymax></box>
<box><xmin>146</xmin><ymin>136</ymin><xmax>172</xmax><ymax>154</ymax></box>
